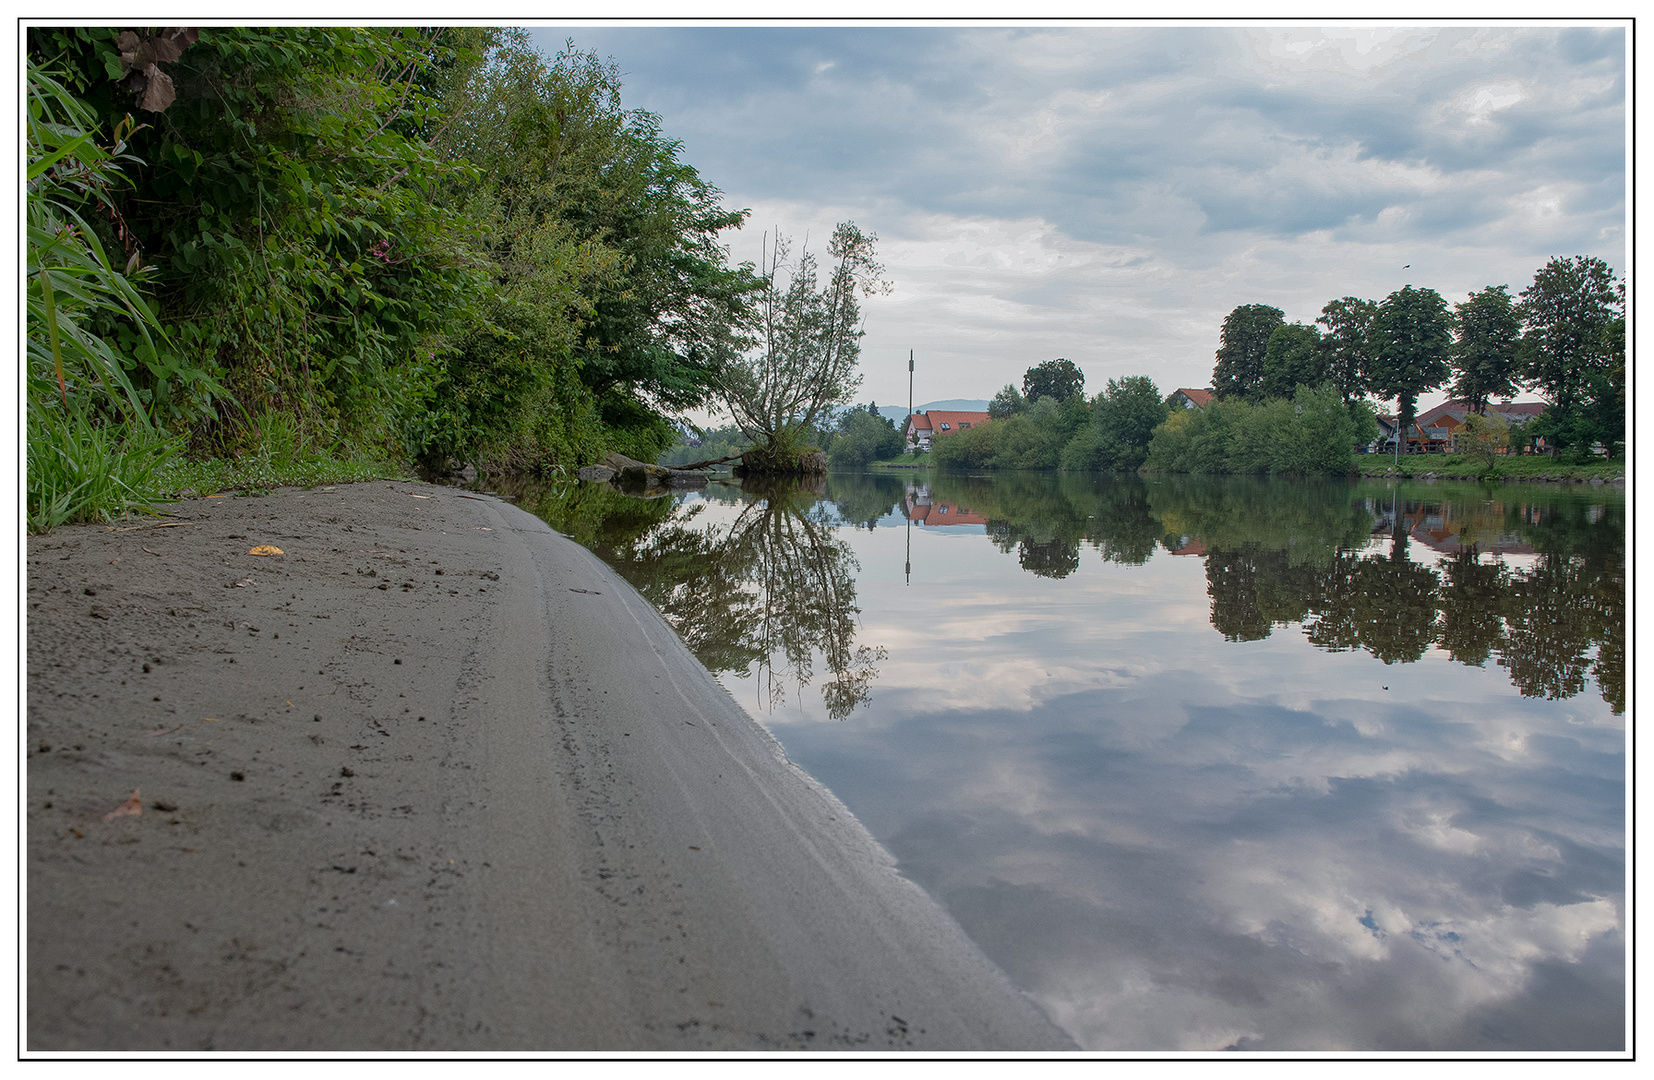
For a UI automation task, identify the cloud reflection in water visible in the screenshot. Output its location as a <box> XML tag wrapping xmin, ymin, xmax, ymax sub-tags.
<box><xmin>525</xmin><ymin>472</ymin><xmax>1624</xmax><ymax>1051</ymax></box>
<box><xmin>756</xmin><ymin>477</ymin><xmax>1624</xmax><ymax>1051</ymax></box>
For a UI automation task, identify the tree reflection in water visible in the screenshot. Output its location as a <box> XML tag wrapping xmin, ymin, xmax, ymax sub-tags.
<box><xmin>843</xmin><ymin>471</ymin><xmax>1622</xmax><ymax>714</ymax></box>
<box><xmin>508</xmin><ymin>474</ymin><xmax>885</xmax><ymax>720</ymax></box>
<box><xmin>508</xmin><ymin>470</ymin><xmax>1622</xmax><ymax>718</ymax></box>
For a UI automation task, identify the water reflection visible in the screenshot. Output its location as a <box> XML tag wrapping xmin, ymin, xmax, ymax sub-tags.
<box><xmin>506</xmin><ymin>475</ymin><xmax>885</xmax><ymax>720</ymax></box>
<box><xmin>860</xmin><ymin>473</ymin><xmax>1623</xmax><ymax>712</ymax></box>
<box><xmin>511</xmin><ymin>470</ymin><xmax>1624</xmax><ymax>1051</ymax></box>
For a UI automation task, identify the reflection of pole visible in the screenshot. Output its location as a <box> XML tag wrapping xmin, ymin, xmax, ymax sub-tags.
<box><xmin>905</xmin><ymin>513</ymin><xmax>912</xmax><ymax>585</ymax></box>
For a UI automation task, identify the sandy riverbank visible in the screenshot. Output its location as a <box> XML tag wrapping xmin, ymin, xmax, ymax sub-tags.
<box><xmin>25</xmin><ymin>482</ymin><xmax>1073</xmax><ymax>1052</ymax></box>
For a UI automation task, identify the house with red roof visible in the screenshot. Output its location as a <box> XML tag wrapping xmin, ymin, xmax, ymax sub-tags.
<box><xmin>904</xmin><ymin>410</ymin><xmax>991</xmax><ymax>451</ymax></box>
<box><xmin>1168</xmin><ymin>388</ymin><xmax>1214</xmax><ymax>411</ymax></box>
<box><xmin>907</xmin><ymin>500</ymin><xmax>989</xmax><ymax>527</ymax></box>
<box><xmin>1381</xmin><ymin>399</ymin><xmax>1548</xmax><ymax>454</ymax></box>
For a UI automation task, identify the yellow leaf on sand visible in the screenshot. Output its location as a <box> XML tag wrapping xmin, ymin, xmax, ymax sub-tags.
<box><xmin>201</xmin><ymin>717</ymin><xmax>220</xmax><ymax>722</ymax></box>
<box><xmin>248</xmin><ymin>545</ymin><xmax>284</xmax><ymax>556</ymax></box>
<box><xmin>102</xmin><ymin>789</ymin><xmax>142</xmax><ymax>822</ymax></box>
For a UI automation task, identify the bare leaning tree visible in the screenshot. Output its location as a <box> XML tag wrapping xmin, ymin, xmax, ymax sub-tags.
<box><xmin>715</xmin><ymin>222</ymin><xmax>890</xmax><ymax>474</ymax></box>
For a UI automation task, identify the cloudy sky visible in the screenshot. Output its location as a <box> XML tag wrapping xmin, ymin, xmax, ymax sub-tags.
<box><xmin>526</xmin><ymin>22</ymin><xmax>1627</xmax><ymax>411</ymax></box>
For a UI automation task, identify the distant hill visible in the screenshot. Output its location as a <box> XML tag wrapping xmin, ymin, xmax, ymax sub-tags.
<box><xmin>875</xmin><ymin>399</ymin><xmax>990</xmax><ymax>424</ymax></box>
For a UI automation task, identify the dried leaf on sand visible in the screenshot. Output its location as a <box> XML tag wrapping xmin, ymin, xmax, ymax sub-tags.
<box><xmin>102</xmin><ymin>789</ymin><xmax>142</xmax><ymax>822</ymax></box>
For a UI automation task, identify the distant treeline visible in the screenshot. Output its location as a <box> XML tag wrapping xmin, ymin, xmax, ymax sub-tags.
<box><xmin>889</xmin><ymin>358</ymin><xmax>1378</xmax><ymax>477</ymax></box>
<box><xmin>860</xmin><ymin>251</ymin><xmax>1623</xmax><ymax>478</ymax></box>
<box><xmin>1208</xmin><ymin>259</ymin><xmax>1624</xmax><ymax>462</ymax></box>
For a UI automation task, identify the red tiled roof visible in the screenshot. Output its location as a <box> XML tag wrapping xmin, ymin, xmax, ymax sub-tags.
<box><xmin>909</xmin><ymin>502</ymin><xmax>988</xmax><ymax>526</ymax></box>
<box><xmin>1173</xmin><ymin>388</ymin><xmax>1214</xmax><ymax>408</ymax></box>
<box><xmin>922</xmin><ymin>410</ymin><xmax>991</xmax><ymax>432</ymax></box>
<box><xmin>906</xmin><ymin>413</ymin><xmax>933</xmax><ymax>432</ymax></box>
<box><xmin>1418</xmin><ymin>399</ymin><xmax>1548</xmax><ymax>427</ymax></box>
<box><xmin>1415</xmin><ymin>401</ymin><xmax>1470</xmax><ymax>428</ymax></box>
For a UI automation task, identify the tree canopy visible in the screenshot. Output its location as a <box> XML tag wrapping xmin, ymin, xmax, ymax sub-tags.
<box><xmin>1314</xmin><ymin>296</ymin><xmax>1378</xmax><ymax>404</ymax></box>
<box><xmin>1022</xmin><ymin>357</ymin><xmax>1086</xmax><ymax>402</ymax></box>
<box><xmin>1211</xmin><ymin>304</ymin><xmax>1285</xmax><ymax>401</ymax></box>
<box><xmin>715</xmin><ymin>223</ymin><xmax>890</xmax><ymax>472</ymax></box>
<box><xmin>1370</xmin><ymin>285</ymin><xmax>1452</xmax><ymax>441</ymax></box>
<box><xmin>24</xmin><ymin>27</ymin><xmax>765</xmax><ymax>480</ymax></box>
<box><xmin>1260</xmin><ymin>323</ymin><xmax>1326</xmax><ymax>400</ymax></box>
<box><xmin>1449</xmin><ymin>285</ymin><xmax>1521</xmax><ymax>416</ymax></box>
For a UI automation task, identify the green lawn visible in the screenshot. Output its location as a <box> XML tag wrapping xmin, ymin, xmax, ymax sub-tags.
<box><xmin>868</xmin><ymin>451</ymin><xmax>933</xmax><ymax>468</ymax></box>
<box><xmin>1355</xmin><ymin>453</ymin><xmax>1625</xmax><ymax>482</ymax></box>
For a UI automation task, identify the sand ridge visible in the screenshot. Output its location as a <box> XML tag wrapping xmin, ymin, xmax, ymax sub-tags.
<box><xmin>25</xmin><ymin>482</ymin><xmax>1074</xmax><ymax>1052</ymax></box>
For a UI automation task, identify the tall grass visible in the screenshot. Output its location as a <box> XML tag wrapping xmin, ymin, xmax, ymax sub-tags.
<box><xmin>26</xmin><ymin>405</ymin><xmax>178</xmax><ymax>532</ymax></box>
<box><xmin>25</xmin><ymin>60</ymin><xmax>184</xmax><ymax>531</ymax></box>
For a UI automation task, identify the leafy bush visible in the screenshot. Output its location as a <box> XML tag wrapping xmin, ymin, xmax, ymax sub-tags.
<box><xmin>1145</xmin><ymin>383</ymin><xmax>1366</xmax><ymax>476</ymax></box>
<box><xmin>1061</xmin><ymin>375</ymin><xmax>1167</xmax><ymax>472</ymax></box>
<box><xmin>829</xmin><ymin>406</ymin><xmax>904</xmax><ymax>467</ymax></box>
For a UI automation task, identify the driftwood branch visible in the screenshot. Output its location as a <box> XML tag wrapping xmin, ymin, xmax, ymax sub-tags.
<box><xmin>674</xmin><ymin>453</ymin><xmax>744</xmax><ymax>471</ymax></box>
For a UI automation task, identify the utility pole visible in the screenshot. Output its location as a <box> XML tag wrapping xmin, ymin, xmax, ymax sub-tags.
<box><xmin>906</xmin><ymin>513</ymin><xmax>912</xmax><ymax>585</ymax></box>
<box><xmin>908</xmin><ymin>350</ymin><xmax>914</xmax><ymax>452</ymax></box>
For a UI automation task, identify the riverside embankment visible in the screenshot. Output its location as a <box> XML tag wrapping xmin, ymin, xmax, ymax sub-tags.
<box><xmin>25</xmin><ymin>482</ymin><xmax>1074</xmax><ymax>1052</ymax></box>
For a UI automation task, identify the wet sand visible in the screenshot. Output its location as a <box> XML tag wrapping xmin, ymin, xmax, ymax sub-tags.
<box><xmin>25</xmin><ymin>482</ymin><xmax>1074</xmax><ymax>1052</ymax></box>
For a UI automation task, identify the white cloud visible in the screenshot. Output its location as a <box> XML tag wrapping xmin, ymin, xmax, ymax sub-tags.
<box><xmin>536</xmin><ymin>24</ymin><xmax>1623</xmax><ymax>407</ymax></box>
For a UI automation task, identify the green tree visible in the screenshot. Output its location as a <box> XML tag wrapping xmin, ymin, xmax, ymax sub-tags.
<box><xmin>1370</xmin><ymin>285</ymin><xmax>1453</xmax><ymax>450</ymax></box>
<box><xmin>716</xmin><ymin>223</ymin><xmax>891</xmax><ymax>473</ymax></box>
<box><xmin>829</xmin><ymin>405</ymin><xmax>904</xmax><ymax>468</ymax></box>
<box><xmin>1315</xmin><ymin>296</ymin><xmax>1378</xmax><ymax>404</ymax></box>
<box><xmin>1449</xmin><ymin>285</ymin><xmax>1521</xmax><ymax>415</ymax></box>
<box><xmin>1275</xmin><ymin>383</ymin><xmax>1360</xmax><ymax>475</ymax></box>
<box><xmin>1211</xmin><ymin>304</ymin><xmax>1284</xmax><ymax>401</ymax></box>
<box><xmin>1260</xmin><ymin>322</ymin><xmax>1326</xmax><ymax>400</ymax></box>
<box><xmin>432</xmin><ymin>35</ymin><xmax>761</xmax><ymax>466</ymax></box>
<box><xmin>1061</xmin><ymin>375</ymin><xmax>1167</xmax><ymax>472</ymax></box>
<box><xmin>992</xmin><ymin>397</ymin><xmax>1070</xmax><ymax>469</ymax></box>
<box><xmin>31</xmin><ymin>27</ymin><xmax>498</xmax><ymax>450</ymax></box>
<box><xmin>988</xmin><ymin>383</ymin><xmax>1026</xmax><ymax>418</ymax></box>
<box><xmin>1022</xmin><ymin>357</ymin><xmax>1085</xmax><ymax>402</ymax></box>
<box><xmin>1515</xmin><ymin>256</ymin><xmax>1623</xmax><ymax>456</ymax></box>
<box><xmin>1143</xmin><ymin>385</ymin><xmax>1362</xmax><ymax>477</ymax></box>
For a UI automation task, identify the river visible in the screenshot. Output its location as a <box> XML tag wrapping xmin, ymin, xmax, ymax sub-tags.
<box><xmin>504</xmin><ymin>469</ymin><xmax>1625</xmax><ymax>1052</ymax></box>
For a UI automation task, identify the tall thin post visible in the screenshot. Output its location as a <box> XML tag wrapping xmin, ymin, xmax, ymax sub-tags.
<box><xmin>908</xmin><ymin>351</ymin><xmax>914</xmax><ymax>451</ymax></box>
<box><xmin>905</xmin><ymin>507</ymin><xmax>912</xmax><ymax>585</ymax></box>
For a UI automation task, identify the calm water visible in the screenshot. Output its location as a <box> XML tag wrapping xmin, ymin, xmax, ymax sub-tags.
<box><xmin>508</xmin><ymin>470</ymin><xmax>1625</xmax><ymax>1052</ymax></box>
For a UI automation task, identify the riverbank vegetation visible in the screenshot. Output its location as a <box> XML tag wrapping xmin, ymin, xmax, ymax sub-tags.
<box><xmin>1204</xmin><ymin>257</ymin><xmax>1624</xmax><ymax>465</ymax></box>
<box><xmin>901</xmin><ymin>249</ymin><xmax>1621</xmax><ymax>480</ymax></box>
<box><xmin>24</xmin><ymin>27</ymin><xmax>788</xmax><ymax>528</ymax></box>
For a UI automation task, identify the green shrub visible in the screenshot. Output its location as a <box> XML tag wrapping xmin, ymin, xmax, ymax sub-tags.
<box><xmin>1145</xmin><ymin>382</ymin><xmax>1364</xmax><ymax>476</ymax></box>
